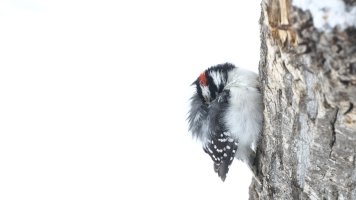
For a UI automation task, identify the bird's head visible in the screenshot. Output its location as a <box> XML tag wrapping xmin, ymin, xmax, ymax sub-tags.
<box><xmin>194</xmin><ymin>63</ymin><xmax>235</xmax><ymax>104</ymax></box>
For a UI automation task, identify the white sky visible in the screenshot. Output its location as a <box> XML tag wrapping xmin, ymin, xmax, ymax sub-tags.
<box><xmin>0</xmin><ymin>1</ymin><xmax>260</xmax><ymax>199</ymax></box>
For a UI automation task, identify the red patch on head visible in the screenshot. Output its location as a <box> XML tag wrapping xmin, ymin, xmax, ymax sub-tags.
<box><xmin>199</xmin><ymin>72</ymin><xmax>208</xmax><ymax>86</ymax></box>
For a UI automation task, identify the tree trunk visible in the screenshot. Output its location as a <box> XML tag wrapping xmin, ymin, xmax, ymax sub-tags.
<box><xmin>249</xmin><ymin>0</ymin><xmax>356</xmax><ymax>199</ymax></box>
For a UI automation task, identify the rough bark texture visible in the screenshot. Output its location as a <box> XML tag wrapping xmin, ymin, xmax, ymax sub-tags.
<box><xmin>249</xmin><ymin>0</ymin><xmax>356</xmax><ymax>199</ymax></box>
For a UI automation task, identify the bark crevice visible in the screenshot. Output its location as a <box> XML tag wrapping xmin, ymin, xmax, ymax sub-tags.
<box><xmin>329</xmin><ymin>108</ymin><xmax>339</xmax><ymax>158</ymax></box>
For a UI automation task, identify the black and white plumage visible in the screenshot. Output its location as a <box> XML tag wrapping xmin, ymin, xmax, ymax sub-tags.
<box><xmin>187</xmin><ymin>63</ymin><xmax>263</xmax><ymax>181</ymax></box>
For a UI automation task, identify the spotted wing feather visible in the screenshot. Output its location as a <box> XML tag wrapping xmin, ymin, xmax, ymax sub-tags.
<box><xmin>204</xmin><ymin>132</ymin><xmax>238</xmax><ymax>181</ymax></box>
<box><xmin>203</xmin><ymin>90</ymin><xmax>238</xmax><ymax>181</ymax></box>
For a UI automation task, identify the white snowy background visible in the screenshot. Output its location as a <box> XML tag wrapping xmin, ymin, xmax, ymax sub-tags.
<box><xmin>0</xmin><ymin>0</ymin><xmax>260</xmax><ymax>199</ymax></box>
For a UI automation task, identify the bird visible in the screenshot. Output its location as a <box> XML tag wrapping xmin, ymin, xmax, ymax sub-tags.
<box><xmin>187</xmin><ymin>63</ymin><xmax>263</xmax><ymax>181</ymax></box>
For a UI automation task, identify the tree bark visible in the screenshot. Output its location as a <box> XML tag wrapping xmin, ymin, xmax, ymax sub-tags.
<box><xmin>249</xmin><ymin>0</ymin><xmax>356</xmax><ymax>199</ymax></box>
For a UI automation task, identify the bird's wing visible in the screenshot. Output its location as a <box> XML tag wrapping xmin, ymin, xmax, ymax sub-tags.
<box><xmin>203</xmin><ymin>90</ymin><xmax>238</xmax><ymax>181</ymax></box>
